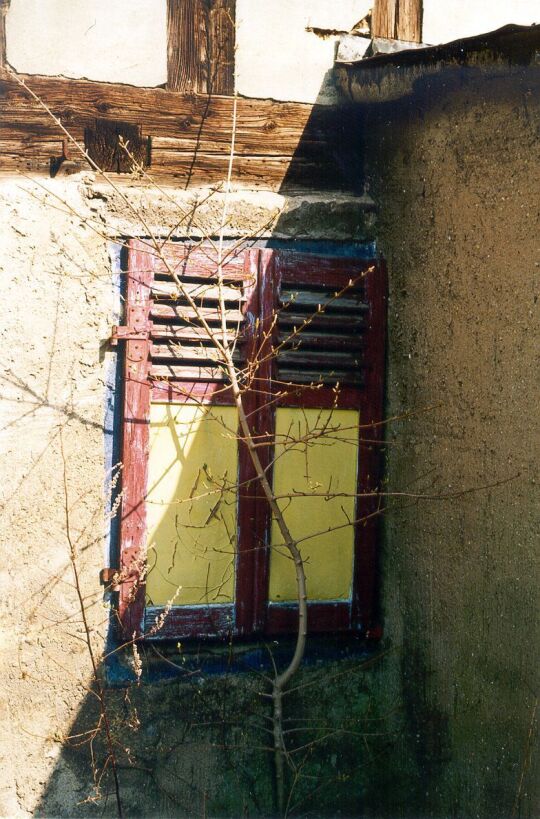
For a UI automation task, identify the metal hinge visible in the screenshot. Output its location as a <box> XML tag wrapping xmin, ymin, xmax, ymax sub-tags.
<box><xmin>100</xmin><ymin>567</ymin><xmax>120</xmax><ymax>589</ymax></box>
<box><xmin>110</xmin><ymin>325</ymin><xmax>149</xmax><ymax>345</ymax></box>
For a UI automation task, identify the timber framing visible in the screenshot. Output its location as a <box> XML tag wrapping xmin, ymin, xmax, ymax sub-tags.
<box><xmin>0</xmin><ymin>72</ymin><xmax>360</xmax><ymax>192</ymax></box>
<box><xmin>167</xmin><ymin>0</ymin><xmax>235</xmax><ymax>95</ymax></box>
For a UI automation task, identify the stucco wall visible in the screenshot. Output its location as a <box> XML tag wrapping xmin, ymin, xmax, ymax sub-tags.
<box><xmin>422</xmin><ymin>0</ymin><xmax>538</xmax><ymax>44</ymax></box>
<box><xmin>6</xmin><ymin>0</ymin><xmax>537</xmax><ymax>100</ymax></box>
<box><xmin>6</xmin><ymin>0</ymin><xmax>168</xmax><ymax>86</ymax></box>
<box><xmin>235</xmin><ymin>0</ymin><xmax>371</xmax><ymax>104</ymax></box>
<box><xmin>363</xmin><ymin>63</ymin><xmax>540</xmax><ymax>818</ymax></box>
<box><xmin>0</xmin><ymin>180</ymin><xmax>114</xmax><ymax>817</ymax></box>
<box><xmin>5</xmin><ymin>0</ymin><xmax>371</xmax><ymax>102</ymax></box>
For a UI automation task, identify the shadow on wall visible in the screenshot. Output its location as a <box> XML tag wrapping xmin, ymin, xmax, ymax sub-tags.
<box><xmin>362</xmin><ymin>61</ymin><xmax>540</xmax><ymax>819</ymax></box>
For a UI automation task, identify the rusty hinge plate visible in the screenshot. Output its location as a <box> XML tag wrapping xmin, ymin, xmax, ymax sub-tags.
<box><xmin>110</xmin><ymin>325</ymin><xmax>149</xmax><ymax>345</ymax></box>
<box><xmin>100</xmin><ymin>567</ymin><xmax>120</xmax><ymax>588</ymax></box>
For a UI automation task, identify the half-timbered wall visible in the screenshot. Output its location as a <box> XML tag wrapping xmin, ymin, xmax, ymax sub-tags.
<box><xmin>3</xmin><ymin>1</ymin><xmax>538</xmax><ymax>101</ymax></box>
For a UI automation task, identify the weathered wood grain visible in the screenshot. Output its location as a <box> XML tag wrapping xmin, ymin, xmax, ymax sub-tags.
<box><xmin>167</xmin><ymin>0</ymin><xmax>207</xmax><ymax>93</ymax></box>
<box><xmin>0</xmin><ymin>1</ymin><xmax>7</xmax><ymax>71</ymax></box>
<box><xmin>167</xmin><ymin>0</ymin><xmax>235</xmax><ymax>95</ymax></box>
<box><xmin>150</xmin><ymin>362</ymin><xmax>228</xmax><ymax>380</ymax></box>
<box><xmin>149</xmin><ymin>152</ymin><xmax>339</xmax><ymax>190</ymax></box>
<box><xmin>277</xmin><ymin>331</ymin><xmax>364</xmax><ymax>352</ymax></box>
<box><xmin>151</xmin><ymin>324</ymin><xmax>239</xmax><ymax>342</ymax></box>
<box><xmin>150</xmin><ymin>342</ymin><xmax>242</xmax><ymax>362</ymax></box>
<box><xmin>207</xmin><ymin>0</ymin><xmax>235</xmax><ymax>95</ymax></box>
<box><xmin>118</xmin><ymin>240</ymin><xmax>153</xmax><ymax>638</ymax></box>
<box><xmin>372</xmin><ymin>0</ymin><xmax>423</xmax><ymax>42</ymax></box>
<box><xmin>150</xmin><ymin>280</ymin><xmax>244</xmax><ymax>300</ymax></box>
<box><xmin>0</xmin><ymin>73</ymin><xmax>358</xmax><ymax>191</ymax></box>
<box><xmin>397</xmin><ymin>0</ymin><xmax>422</xmax><ymax>42</ymax></box>
<box><xmin>152</xmin><ymin>243</ymin><xmax>247</xmax><ymax>278</ymax></box>
<box><xmin>150</xmin><ymin>303</ymin><xmax>244</xmax><ymax>323</ymax></box>
<box><xmin>84</xmin><ymin>119</ymin><xmax>149</xmax><ymax>173</ymax></box>
<box><xmin>372</xmin><ymin>0</ymin><xmax>397</xmax><ymax>39</ymax></box>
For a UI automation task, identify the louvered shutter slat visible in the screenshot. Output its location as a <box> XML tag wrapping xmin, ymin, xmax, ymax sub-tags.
<box><xmin>148</xmin><ymin>259</ymin><xmax>248</xmax><ymax>385</ymax></box>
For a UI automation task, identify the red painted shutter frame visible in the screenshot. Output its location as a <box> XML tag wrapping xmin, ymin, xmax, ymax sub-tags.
<box><xmin>118</xmin><ymin>241</ymin><xmax>261</xmax><ymax>640</ymax></box>
<box><xmin>117</xmin><ymin>239</ymin><xmax>153</xmax><ymax>638</ymax></box>
<box><xmin>227</xmin><ymin>248</ymin><xmax>262</xmax><ymax>636</ymax></box>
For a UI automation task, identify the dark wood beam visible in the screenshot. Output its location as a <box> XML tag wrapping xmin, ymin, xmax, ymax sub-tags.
<box><xmin>84</xmin><ymin>119</ymin><xmax>150</xmax><ymax>173</ymax></box>
<box><xmin>0</xmin><ymin>73</ymin><xmax>359</xmax><ymax>192</ymax></box>
<box><xmin>167</xmin><ymin>0</ymin><xmax>207</xmax><ymax>93</ymax></box>
<box><xmin>207</xmin><ymin>0</ymin><xmax>235</xmax><ymax>95</ymax></box>
<box><xmin>167</xmin><ymin>0</ymin><xmax>235</xmax><ymax>95</ymax></box>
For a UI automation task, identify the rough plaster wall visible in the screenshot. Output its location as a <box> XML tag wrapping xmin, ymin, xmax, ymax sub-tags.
<box><xmin>423</xmin><ymin>0</ymin><xmax>539</xmax><ymax>45</ymax></box>
<box><xmin>235</xmin><ymin>0</ymin><xmax>371</xmax><ymax>104</ymax></box>
<box><xmin>6</xmin><ymin>0</ymin><xmax>167</xmax><ymax>86</ymax></box>
<box><xmin>364</xmin><ymin>66</ymin><xmax>540</xmax><ymax>818</ymax></box>
<box><xmin>0</xmin><ymin>180</ymin><xmax>113</xmax><ymax>816</ymax></box>
<box><xmin>0</xmin><ymin>177</ymin><xmax>375</xmax><ymax>816</ymax></box>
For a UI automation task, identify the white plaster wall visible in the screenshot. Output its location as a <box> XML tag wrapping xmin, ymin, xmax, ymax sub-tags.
<box><xmin>423</xmin><ymin>0</ymin><xmax>538</xmax><ymax>44</ymax></box>
<box><xmin>235</xmin><ymin>0</ymin><xmax>372</xmax><ymax>104</ymax></box>
<box><xmin>6</xmin><ymin>0</ymin><xmax>167</xmax><ymax>86</ymax></box>
<box><xmin>0</xmin><ymin>178</ymin><xmax>113</xmax><ymax>816</ymax></box>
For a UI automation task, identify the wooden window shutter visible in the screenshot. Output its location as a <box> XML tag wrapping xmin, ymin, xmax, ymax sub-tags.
<box><xmin>116</xmin><ymin>242</ymin><xmax>386</xmax><ymax>641</ymax></box>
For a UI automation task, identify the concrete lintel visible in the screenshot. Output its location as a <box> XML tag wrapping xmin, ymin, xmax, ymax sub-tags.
<box><xmin>78</xmin><ymin>179</ymin><xmax>377</xmax><ymax>242</ymax></box>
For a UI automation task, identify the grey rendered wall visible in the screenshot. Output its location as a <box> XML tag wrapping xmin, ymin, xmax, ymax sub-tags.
<box><xmin>362</xmin><ymin>63</ymin><xmax>540</xmax><ymax>818</ymax></box>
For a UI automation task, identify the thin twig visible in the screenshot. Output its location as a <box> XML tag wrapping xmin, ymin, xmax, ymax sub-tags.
<box><xmin>59</xmin><ymin>433</ymin><xmax>123</xmax><ymax>818</ymax></box>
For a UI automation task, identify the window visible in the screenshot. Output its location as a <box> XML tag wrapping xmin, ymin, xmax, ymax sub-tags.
<box><xmin>116</xmin><ymin>240</ymin><xmax>386</xmax><ymax>640</ymax></box>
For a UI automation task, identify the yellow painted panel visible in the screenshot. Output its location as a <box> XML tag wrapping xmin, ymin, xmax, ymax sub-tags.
<box><xmin>145</xmin><ymin>403</ymin><xmax>238</xmax><ymax>606</ymax></box>
<box><xmin>269</xmin><ymin>408</ymin><xmax>359</xmax><ymax>602</ymax></box>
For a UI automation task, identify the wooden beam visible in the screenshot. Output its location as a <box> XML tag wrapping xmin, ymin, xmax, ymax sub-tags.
<box><xmin>396</xmin><ymin>0</ymin><xmax>422</xmax><ymax>43</ymax></box>
<box><xmin>0</xmin><ymin>1</ymin><xmax>9</xmax><ymax>70</ymax></box>
<box><xmin>207</xmin><ymin>0</ymin><xmax>235</xmax><ymax>95</ymax></box>
<box><xmin>167</xmin><ymin>0</ymin><xmax>207</xmax><ymax>93</ymax></box>
<box><xmin>167</xmin><ymin>0</ymin><xmax>235</xmax><ymax>95</ymax></box>
<box><xmin>372</xmin><ymin>0</ymin><xmax>422</xmax><ymax>42</ymax></box>
<box><xmin>0</xmin><ymin>73</ymin><xmax>359</xmax><ymax>192</ymax></box>
<box><xmin>371</xmin><ymin>0</ymin><xmax>396</xmax><ymax>40</ymax></box>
